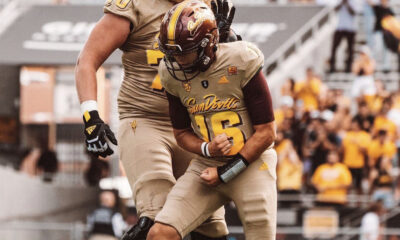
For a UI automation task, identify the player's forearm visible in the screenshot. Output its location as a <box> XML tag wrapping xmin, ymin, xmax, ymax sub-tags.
<box><xmin>173</xmin><ymin>128</ymin><xmax>204</xmax><ymax>156</ymax></box>
<box><xmin>75</xmin><ymin>60</ymin><xmax>98</xmax><ymax>102</ymax></box>
<box><xmin>239</xmin><ymin>121</ymin><xmax>276</xmax><ymax>163</ymax></box>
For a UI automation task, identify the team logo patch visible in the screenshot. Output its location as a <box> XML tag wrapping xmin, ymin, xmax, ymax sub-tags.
<box><xmin>131</xmin><ymin>120</ymin><xmax>137</xmax><ymax>133</ymax></box>
<box><xmin>259</xmin><ymin>162</ymin><xmax>269</xmax><ymax>171</ymax></box>
<box><xmin>201</xmin><ymin>80</ymin><xmax>209</xmax><ymax>88</ymax></box>
<box><xmin>86</xmin><ymin>125</ymin><xmax>96</xmax><ymax>135</ymax></box>
<box><xmin>228</xmin><ymin>66</ymin><xmax>238</xmax><ymax>75</ymax></box>
<box><xmin>182</xmin><ymin>81</ymin><xmax>191</xmax><ymax>92</ymax></box>
<box><xmin>218</xmin><ymin>76</ymin><xmax>229</xmax><ymax>84</ymax></box>
<box><xmin>187</xmin><ymin>6</ymin><xmax>215</xmax><ymax>36</ymax></box>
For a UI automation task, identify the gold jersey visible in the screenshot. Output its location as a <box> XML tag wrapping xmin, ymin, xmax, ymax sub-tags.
<box><xmin>160</xmin><ymin>41</ymin><xmax>264</xmax><ymax>156</ymax></box>
<box><xmin>104</xmin><ymin>0</ymin><xmax>174</xmax><ymax>121</ymax></box>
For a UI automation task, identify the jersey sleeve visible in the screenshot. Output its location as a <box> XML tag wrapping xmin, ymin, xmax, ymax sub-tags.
<box><xmin>240</xmin><ymin>42</ymin><xmax>264</xmax><ymax>88</ymax></box>
<box><xmin>242</xmin><ymin>71</ymin><xmax>274</xmax><ymax>125</ymax></box>
<box><xmin>104</xmin><ymin>0</ymin><xmax>138</xmax><ymax>29</ymax></box>
<box><xmin>166</xmin><ymin>92</ymin><xmax>191</xmax><ymax>129</ymax></box>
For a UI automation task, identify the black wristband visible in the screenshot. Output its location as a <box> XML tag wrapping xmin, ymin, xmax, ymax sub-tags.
<box><xmin>217</xmin><ymin>153</ymin><xmax>249</xmax><ymax>183</ymax></box>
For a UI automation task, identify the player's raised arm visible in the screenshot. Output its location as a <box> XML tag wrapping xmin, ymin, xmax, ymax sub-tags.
<box><xmin>76</xmin><ymin>13</ymin><xmax>130</xmax><ymax>102</ymax></box>
<box><xmin>75</xmin><ymin>13</ymin><xmax>130</xmax><ymax>158</ymax></box>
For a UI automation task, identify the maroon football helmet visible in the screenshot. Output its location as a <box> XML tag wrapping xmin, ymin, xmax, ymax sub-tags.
<box><xmin>158</xmin><ymin>0</ymin><xmax>219</xmax><ymax>81</ymax></box>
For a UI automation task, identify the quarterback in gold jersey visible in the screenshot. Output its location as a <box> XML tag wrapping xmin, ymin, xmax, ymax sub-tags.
<box><xmin>75</xmin><ymin>0</ymin><xmax>237</xmax><ymax>239</ymax></box>
<box><xmin>147</xmin><ymin>1</ymin><xmax>277</xmax><ymax>239</ymax></box>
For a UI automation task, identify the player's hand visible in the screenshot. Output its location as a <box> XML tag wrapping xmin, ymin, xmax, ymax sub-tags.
<box><xmin>83</xmin><ymin>110</ymin><xmax>117</xmax><ymax>158</ymax></box>
<box><xmin>200</xmin><ymin>167</ymin><xmax>221</xmax><ymax>186</ymax></box>
<box><xmin>211</xmin><ymin>0</ymin><xmax>235</xmax><ymax>43</ymax></box>
<box><xmin>208</xmin><ymin>133</ymin><xmax>232</xmax><ymax>157</ymax></box>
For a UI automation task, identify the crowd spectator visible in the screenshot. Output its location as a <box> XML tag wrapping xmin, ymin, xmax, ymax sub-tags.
<box><xmin>330</xmin><ymin>91</ymin><xmax>352</xmax><ymax>133</ymax></box>
<box><xmin>351</xmin><ymin>46</ymin><xmax>376</xmax><ymax>99</ymax></box>
<box><xmin>19</xmin><ymin>147</ymin><xmax>41</xmax><ymax>176</ymax></box>
<box><xmin>311</xmin><ymin>150</ymin><xmax>352</xmax><ymax>206</ymax></box>
<box><xmin>124</xmin><ymin>206</ymin><xmax>138</xmax><ymax>229</ymax></box>
<box><xmin>354</xmin><ymin>101</ymin><xmax>375</xmax><ymax>132</ymax></box>
<box><xmin>37</xmin><ymin>149</ymin><xmax>58</xmax><ymax>182</ymax></box>
<box><xmin>368</xmin><ymin>130</ymin><xmax>396</xmax><ymax>208</ymax></box>
<box><xmin>276</xmin><ymin>69</ymin><xmax>399</xmax><ymax>210</ymax></box>
<box><xmin>294</xmin><ymin>68</ymin><xmax>323</xmax><ymax>111</ymax></box>
<box><xmin>275</xmin><ymin>96</ymin><xmax>295</xmax><ymax>127</ymax></box>
<box><xmin>359</xmin><ymin>201</ymin><xmax>383</xmax><ymax>240</ymax></box>
<box><xmin>19</xmin><ymin>147</ymin><xmax>58</xmax><ymax>182</ymax></box>
<box><xmin>281</xmin><ymin>78</ymin><xmax>296</xmax><ymax>98</ymax></box>
<box><xmin>371</xmin><ymin>98</ymin><xmax>397</xmax><ymax>140</ymax></box>
<box><xmin>387</xmin><ymin>90</ymin><xmax>400</xmax><ymax>128</ymax></box>
<box><xmin>85</xmin><ymin>155</ymin><xmax>111</xmax><ymax>186</ymax></box>
<box><xmin>371</xmin><ymin>0</ymin><xmax>395</xmax><ymax>71</ymax></box>
<box><xmin>329</xmin><ymin>0</ymin><xmax>358</xmax><ymax>73</ymax></box>
<box><xmin>87</xmin><ymin>190</ymin><xmax>126</xmax><ymax>240</ymax></box>
<box><xmin>342</xmin><ymin>117</ymin><xmax>371</xmax><ymax>193</ymax></box>
<box><xmin>276</xmin><ymin>132</ymin><xmax>303</xmax><ymax>195</ymax></box>
<box><xmin>364</xmin><ymin>0</ymin><xmax>377</xmax><ymax>50</ymax></box>
<box><xmin>360</xmin><ymin>79</ymin><xmax>390</xmax><ymax>120</ymax></box>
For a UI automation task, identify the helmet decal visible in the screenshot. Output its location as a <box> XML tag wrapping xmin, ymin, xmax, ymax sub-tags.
<box><xmin>187</xmin><ymin>8</ymin><xmax>215</xmax><ymax>36</ymax></box>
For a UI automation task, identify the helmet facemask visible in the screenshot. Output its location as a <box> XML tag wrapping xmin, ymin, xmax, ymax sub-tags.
<box><xmin>159</xmin><ymin>34</ymin><xmax>216</xmax><ymax>82</ymax></box>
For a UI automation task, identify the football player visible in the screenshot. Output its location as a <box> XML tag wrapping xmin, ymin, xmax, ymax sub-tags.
<box><xmin>75</xmin><ymin>0</ymin><xmax>237</xmax><ymax>239</ymax></box>
<box><xmin>147</xmin><ymin>1</ymin><xmax>277</xmax><ymax>239</ymax></box>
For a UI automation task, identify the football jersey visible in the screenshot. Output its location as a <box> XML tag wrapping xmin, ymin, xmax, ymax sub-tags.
<box><xmin>104</xmin><ymin>0</ymin><xmax>174</xmax><ymax>121</ymax></box>
<box><xmin>160</xmin><ymin>41</ymin><xmax>265</xmax><ymax>156</ymax></box>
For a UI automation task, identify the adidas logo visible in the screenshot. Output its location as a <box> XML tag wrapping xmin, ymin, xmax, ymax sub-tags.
<box><xmin>218</xmin><ymin>76</ymin><xmax>229</xmax><ymax>84</ymax></box>
<box><xmin>86</xmin><ymin>125</ymin><xmax>96</xmax><ymax>135</ymax></box>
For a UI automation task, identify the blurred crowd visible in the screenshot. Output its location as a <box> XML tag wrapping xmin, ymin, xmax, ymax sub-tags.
<box><xmin>275</xmin><ymin>66</ymin><xmax>400</xmax><ymax>209</ymax></box>
<box><xmin>87</xmin><ymin>190</ymin><xmax>138</xmax><ymax>240</ymax></box>
<box><xmin>329</xmin><ymin>0</ymin><xmax>400</xmax><ymax>73</ymax></box>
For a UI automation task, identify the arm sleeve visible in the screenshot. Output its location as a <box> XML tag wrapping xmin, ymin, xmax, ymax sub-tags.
<box><xmin>166</xmin><ymin>92</ymin><xmax>192</xmax><ymax>129</ymax></box>
<box><xmin>242</xmin><ymin>70</ymin><xmax>275</xmax><ymax>125</ymax></box>
<box><xmin>104</xmin><ymin>0</ymin><xmax>137</xmax><ymax>29</ymax></box>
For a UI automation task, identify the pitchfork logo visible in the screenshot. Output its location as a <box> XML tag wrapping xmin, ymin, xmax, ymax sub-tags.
<box><xmin>23</xmin><ymin>21</ymin><xmax>95</xmax><ymax>51</ymax></box>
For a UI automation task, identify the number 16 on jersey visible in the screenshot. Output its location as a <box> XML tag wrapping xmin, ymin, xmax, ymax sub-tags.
<box><xmin>195</xmin><ymin>111</ymin><xmax>246</xmax><ymax>156</ymax></box>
